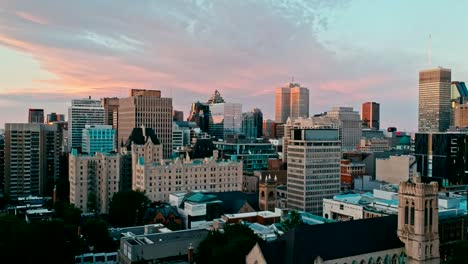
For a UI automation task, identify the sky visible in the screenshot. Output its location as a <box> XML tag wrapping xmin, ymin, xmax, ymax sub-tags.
<box><xmin>0</xmin><ymin>0</ymin><xmax>467</xmax><ymax>131</ymax></box>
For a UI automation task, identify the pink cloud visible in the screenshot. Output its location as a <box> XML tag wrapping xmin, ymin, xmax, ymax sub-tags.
<box><xmin>15</xmin><ymin>11</ymin><xmax>48</xmax><ymax>25</ymax></box>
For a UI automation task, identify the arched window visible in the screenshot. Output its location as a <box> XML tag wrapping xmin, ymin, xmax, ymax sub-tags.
<box><xmin>425</xmin><ymin>245</ymin><xmax>428</xmax><ymax>256</ymax></box>
<box><xmin>391</xmin><ymin>254</ymin><xmax>398</xmax><ymax>264</ymax></box>
<box><xmin>425</xmin><ymin>200</ymin><xmax>428</xmax><ymax>227</ymax></box>
<box><xmin>368</xmin><ymin>257</ymin><xmax>374</xmax><ymax>264</ymax></box>
<box><xmin>410</xmin><ymin>202</ymin><xmax>415</xmax><ymax>225</ymax></box>
<box><xmin>360</xmin><ymin>260</ymin><xmax>366</xmax><ymax>264</ymax></box>
<box><xmin>384</xmin><ymin>255</ymin><xmax>389</xmax><ymax>264</ymax></box>
<box><xmin>325</xmin><ymin>213</ymin><xmax>329</xmax><ymax>219</ymax></box>
<box><xmin>404</xmin><ymin>200</ymin><xmax>409</xmax><ymax>224</ymax></box>
<box><xmin>430</xmin><ymin>244</ymin><xmax>433</xmax><ymax>255</ymax></box>
<box><xmin>268</xmin><ymin>191</ymin><xmax>275</xmax><ymax>200</ymax></box>
<box><xmin>261</xmin><ymin>191</ymin><xmax>265</xmax><ymax>198</ymax></box>
<box><xmin>399</xmin><ymin>252</ymin><xmax>406</xmax><ymax>264</ymax></box>
<box><xmin>376</xmin><ymin>257</ymin><xmax>383</xmax><ymax>264</ymax></box>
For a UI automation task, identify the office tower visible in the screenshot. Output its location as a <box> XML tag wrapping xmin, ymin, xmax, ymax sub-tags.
<box><xmin>68</xmin><ymin>97</ymin><xmax>105</xmax><ymax>151</ymax></box>
<box><xmin>46</xmin><ymin>112</ymin><xmax>65</xmax><ymax>124</ymax></box>
<box><xmin>0</xmin><ymin>136</ymin><xmax>4</xmax><ymax>193</ymax></box>
<box><xmin>207</xmin><ymin>90</ymin><xmax>242</xmax><ymax>139</ymax></box>
<box><xmin>275</xmin><ymin>82</ymin><xmax>309</xmax><ymax>123</ymax></box>
<box><xmin>451</xmin><ymin>82</ymin><xmax>468</xmax><ymax>128</ymax></box>
<box><xmin>187</xmin><ymin>101</ymin><xmax>210</xmax><ymax>133</ymax></box>
<box><xmin>241</xmin><ymin>108</ymin><xmax>263</xmax><ymax>139</ymax></box>
<box><xmin>28</xmin><ymin>108</ymin><xmax>44</xmax><ymax>124</ymax></box>
<box><xmin>82</xmin><ymin>125</ymin><xmax>115</xmax><ymax>155</ymax></box>
<box><xmin>173</xmin><ymin>110</ymin><xmax>184</xmax><ymax>122</ymax></box>
<box><xmin>118</xmin><ymin>89</ymin><xmax>173</xmax><ymax>158</ymax></box>
<box><xmin>415</xmin><ymin>132</ymin><xmax>468</xmax><ymax>185</ymax></box>
<box><xmin>418</xmin><ymin>67</ymin><xmax>451</xmax><ymax>132</ymax></box>
<box><xmin>101</xmin><ymin>97</ymin><xmax>119</xmax><ymax>129</ymax></box>
<box><xmin>324</xmin><ymin>107</ymin><xmax>362</xmax><ymax>151</ymax></box>
<box><xmin>361</xmin><ymin>102</ymin><xmax>380</xmax><ymax>130</ymax></box>
<box><xmin>397</xmin><ymin>178</ymin><xmax>440</xmax><ymax>263</ymax></box>
<box><xmin>287</xmin><ymin>128</ymin><xmax>341</xmax><ymax>215</ymax></box>
<box><xmin>69</xmin><ymin>150</ymin><xmax>121</xmax><ymax>213</ymax></box>
<box><xmin>4</xmin><ymin>123</ymin><xmax>61</xmax><ymax>198</ymax></box>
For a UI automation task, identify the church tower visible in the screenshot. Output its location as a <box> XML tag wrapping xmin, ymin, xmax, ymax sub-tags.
<box><xmin>259</xmin><ymin>174</ymin><xmax>277</xmax><ymax>212</ymax></box>
<box><xmin>397</xmin><ymin>176</ymin><xmax>439</xmax><ymax>264</ymax></box>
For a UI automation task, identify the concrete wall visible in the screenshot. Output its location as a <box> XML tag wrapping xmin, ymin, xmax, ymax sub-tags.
<box><xmin>376</xmin><ymin>155</ymin><xmax>415</xmax><ymax>184</ymax></box>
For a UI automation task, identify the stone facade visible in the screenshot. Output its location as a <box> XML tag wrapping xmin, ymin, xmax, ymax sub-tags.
<box><xmin>397</xmin><ymin>177</ymin><xmax>440</xmax><ymax>263</ymax></box>
<box><xmin>134</xmin><ymin>157</ymin><xmax>243</xmax><ymax>201</ymax></box>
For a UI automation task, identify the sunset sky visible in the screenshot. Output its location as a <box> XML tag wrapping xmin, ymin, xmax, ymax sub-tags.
<box><xmin>1</xmin><ymin>0</ymin><xmax>467</xmax><ymax>131</ymax></box>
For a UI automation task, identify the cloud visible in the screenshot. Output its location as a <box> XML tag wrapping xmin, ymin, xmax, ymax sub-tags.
<box><xmin>0</xmin><ymin>0</ymin><xmax>418</xmax><ymax>130</ymax></box>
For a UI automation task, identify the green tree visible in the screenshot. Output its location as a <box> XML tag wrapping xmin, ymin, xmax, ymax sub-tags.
<box><xmin>81</xmin><ymin>219</ymin><xmax>115</xmax><ymax>252</ymax></box>
<box><xmin>282</xmin><ymin>210</ymin><xmax>303</xmax><ymax>231</ymax></box>
<box><xmin>109</xmin><ymin>190</ymin><xmax>151</xmax><ymax>227</ymax></box>
<box><xmin>447</xmin><ymin>240</ymin><xmax>468</xmax><ymax>264</ymax></box>
<box><xmin>197</xmin><ymin>224</ymin><xmax>259</xmax><ymax>264</ymax></box>
<box><xmin>54</xmin><ymin>201</ymin><xmax>82</xmax><ymax>226</ymax></box>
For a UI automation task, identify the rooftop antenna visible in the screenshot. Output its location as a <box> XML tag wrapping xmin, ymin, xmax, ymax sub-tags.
<box><xmin>428</xmin><ymin>34</ymin><xmax>432</xmax><ymax>67</ymax></box>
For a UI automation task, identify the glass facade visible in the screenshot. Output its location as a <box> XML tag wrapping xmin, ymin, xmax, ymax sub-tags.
<box><xmin>82</xmin><ymin>125</ymin><xmax>115</xmax><ymax>155</ymax></box>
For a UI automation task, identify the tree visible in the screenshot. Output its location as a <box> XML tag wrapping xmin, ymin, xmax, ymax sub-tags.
<box><xmin>197</xmin><ymin>224</ymin><xmax>259</xmax><ymax>264</ymax></box>
<box><xmin>282</xmin><ymin>210</ymin><xmax>303</xmax><ymax>231</ymax></box>
<box><xmin>81</xmin><ymin>219</ymin><xmax>115</xmax><ymax>252</ymax></box>
<box><xmin>109</xmin><ymin>190</ymin><xmax>151</xmax><ymax>227</ymax></box>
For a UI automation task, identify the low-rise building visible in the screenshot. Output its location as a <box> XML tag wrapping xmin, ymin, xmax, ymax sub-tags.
<box><xmin>340</xmin><ymin>159</ymin><xmax>366</xmax><ymax>190</ymax></box>
<box><xmin>359</xmin><ymin>138</ymin><xmax>391</xmax><ymax>152</ymax></box>
<box><xmin>118</xmin><ymin>228</ymin><xmax>209</xmax><ymax>264</ymax></box>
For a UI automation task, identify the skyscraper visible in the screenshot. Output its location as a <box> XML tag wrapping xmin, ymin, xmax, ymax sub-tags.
<box><xmin>361</xmin><ymin>102</ymin><xmax>380</xmax><ymax>130</ymax></box>
<box><xmin>28</xmin><ymin>108</ymin><xmax>44</xmax><ymax>124</ymax></box>
<box><xmin>68</xmin><ymin>98</ymin><xmax>105</xmax><ymax>151</ymax></box>
<box><xmin>101</xmin><ymin>97</ymin><xmax>119</xmax><ymax>129</ymax></box>
<box><xmin>418</xmin><ymin>67</ymin><xmax>451</xmax><ymax>132</ymax></box>
<box><xmin>207</xmin><ymin>90</ymin><xmax>242</xmax><ymax>139</ymax></box>
<box><xmin>82</xmin><ymin>125</ymin><xmax>116</xmax><ymax>155</ymax></box>
<box><xmin>241</xmin><ymin>108</ymin><xmax>263</xmax><ymax>139</ymax></box>
<box><xmin>4</xmin><ymin>123</ymin><xmax>61</xmax><ymax>198</ymax></box>
<box><xmin>118</xmin><ymin>89</ymin><xmax>173</xmax><ymax>158</ymax></box>
<box><xmin>275</xmin><ymin>82</ymin><xmax>309</xmax><ymax>123</ymax></box>
<box><xmin>46</xmin><ymin>112</ymin><xmax>65</xmax><ymax>123</ymax></box>
<box><xmin>287</xmin><ymin>128</ymin><xmax>341</xmax><ymax>215</ymax></box>
<box><xmin>187</xmin><ymin>101</ymin><xmax>210</xmax><ymax>133</ymax></box>
<box><xmin>0</xmin><ymin>136</ymin><xmax>4</xmax><ymax>194</ymax></box>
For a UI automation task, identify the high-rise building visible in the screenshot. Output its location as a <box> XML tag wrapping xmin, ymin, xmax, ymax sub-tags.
<box><xmin>207</xmin><ymin>90</ymin><xmax>242</xmax><ymax>139</ymax></box>
<box><xmin>451</xmin><ymin>82</ymin><xmax>468</xmax><ymax>128</ymax></box>
<box><xmin>82</xmin><ymin>125</ymin><xmax>116</xmax><ymax>155</ymax></box>
<box><xmin>415</xmin><ymin>132</ymin><xmax>468</xmax><ymax>186</ymax></box>
<box><xmin>241</xmin><ymin>108</ymin><xmax>263</xmax><ymax>139</ymax></box>
<box><xmin>173</xmin><ymin>110</ymin><xmax>184</xmax><ymax>122</ymax></box>
<box><xmin>275</xmin><ymin>82</ymin><xmax>309</xmax><ymax>123</ymax></box>
<box><xmin>101</xmin><ymin>97</ymin><xmax>119</xmax><ymax>129</ymax></box>
<box><xmin>287</xmin><ymin>128</ymin><xmax>341</xmax><ymax>215</ymax></box>
<box><xmin>361</xmin><ymin>102</ymin><xmax>380</xmax><ymax>130</ymax></box>
<box><xmin>68</xmin><ymin>98</ymin><xmax>105</xmax><ymax>151</ymax></box>
<box><xmin>118</xmin><ymin>89</ymin><xmax>173</xmax><ymax>158</ymax></box>
<box><xmin>4</xmin><ymin>123</ymin><xmax>61</xmax><ymax>198</ymax></box>
<box><xmin>418</xmin><ymin>67</ymin><xmax>451</xmax><ymax>132</ymax></box>
<box><xmin>28</xmin><ymin>109</ymin><xmax>44</xmax><ymax>124</ymax></box>
<box><xmin>69</xmin><ymin>150</ymin><xmax>121</xmax><ymax>213</ymax></box>
<box><xmin>187</xmin><ymin>101</ymin><xmax>210</xmax><ymax>133</ymax></box>
<box><xmin>46</xmin><ymin>112</ymin><xmax>65</xmax><ymax>124</ymax></box>
<box><xmin>0</xmin><ymin>136</ymin><xmax>4</xmax><ymax>194</ymax></box>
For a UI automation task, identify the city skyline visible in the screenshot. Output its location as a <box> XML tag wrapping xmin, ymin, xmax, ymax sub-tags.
<box><xmin>1</xmin><ymin>1</ymin><xmax>468</xmax><ymax>131</ymax></box>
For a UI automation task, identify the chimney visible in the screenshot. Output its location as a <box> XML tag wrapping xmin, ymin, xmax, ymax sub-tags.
<box><xmin>188</xmin><ymin>243</ymin><xmax>194</xmax><ymax>264</ymax></box>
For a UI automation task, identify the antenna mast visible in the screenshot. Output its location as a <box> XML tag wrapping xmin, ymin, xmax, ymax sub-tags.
<box><xmin>428</xmin><ymin>34</ymin><xmax>432</xmax><ymax>67</ymax></box>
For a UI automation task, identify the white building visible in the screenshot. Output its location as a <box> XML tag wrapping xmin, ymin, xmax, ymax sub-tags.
<box><xmin>69</xmin><ymin>150</ymin><xmax>121</xmax><ymax>213</ymax></box>
<box><xmin>287</xmin><ymin>128</ymin><xmax>341</xmax><ymax>215</ymax></box>
<box><xmin>359</xmin><ymin>137</ymin><xmax>391</xmax><ymax>152</ymax></box>
<box><xmin>376</xmin><ymin>155</ymin><xmax>416</xmax><ymax>184</ymax></box>
<box><xmin>68</xmin><ymin>98</ymin><xmax>105</xmax><ymax>151</ymax></box>
<box><xmin>134</xmin><ymin>156</ymin><xmax>243</xmax><ymax>202</ymax></box>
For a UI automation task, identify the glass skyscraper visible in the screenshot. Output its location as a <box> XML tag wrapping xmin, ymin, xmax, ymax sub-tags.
<box><xmin>275</xmin><ymin>82</ymin><xmax>309</xmax><ymax>123</ymax></box>
<box><xmin>82</xmin><ymin>125</ymin><xmax>116</xmax><ymax>155</ymax></box>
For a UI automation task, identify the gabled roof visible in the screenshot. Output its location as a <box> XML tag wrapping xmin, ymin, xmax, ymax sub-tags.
<box><xmin>124</xmin><ymin>127</ymin><xmax>160</xmax><ymax>150</ymax></box>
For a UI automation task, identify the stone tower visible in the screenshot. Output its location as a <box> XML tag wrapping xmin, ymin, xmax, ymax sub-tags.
<box><xmin>259</xmin><ymin>174</ymin><xmax>277</xmax><ymax>212</ymax></box>
<box><xmin>397</xmin><ymin>176</ymin><xmax>439</xmax><ymax>264</ymax></box>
